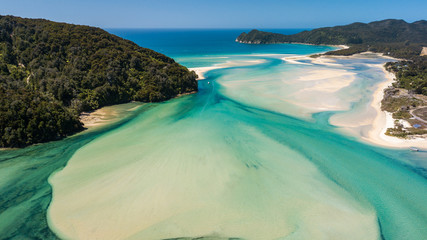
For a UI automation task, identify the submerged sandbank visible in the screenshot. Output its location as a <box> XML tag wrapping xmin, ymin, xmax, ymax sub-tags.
<box><xmin>48</xmin><ymin>98</ymin><xmax>380</xmax><ymax>240</ymax></box>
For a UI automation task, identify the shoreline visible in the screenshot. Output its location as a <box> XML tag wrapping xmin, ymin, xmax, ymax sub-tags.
<box><xmin>80</xmin><ymin>91</ymin><xmax>199</xmax><ymax>129</ymax></box>
<box><xmin>193</xmin><ymin>49</ymin><xmax>425</xmax><ymax>149</ymax></box>
<box><xmin>1</xmin><ymin>91</ymin><xmax>198</xmax><ymax>150</ymax></box>
<box><xmin>82</xmin><ymin>51</ymin><xmax>424</xmax><ymax>150</ymax></box>
<box><xmin>363</xmin><ymin>65</ymin><xmax>426</xmax><ymax>149</ymax></box>
<box><xmin>191</xmin><ymin>43</ymin><xmax>348</xmax><ymax>81</ymax></box>
<box><xmin>190</xmin><ymin>66</ymin><xmax>223</xmax><ymax>80</ymax></box>
<box><xmin>80</xmin><ymin>102</ymin><xmax>144</xmax><ymax>129</ymax></box>
<box><xmin>283</xmin><ymin>52</ymin><xmax>426</xmax><ymax>149</ymax></box>
<box><xmin>235</xmin><ymin>39</ymin><xmax>349</xmax><ymax>50</ymax></box>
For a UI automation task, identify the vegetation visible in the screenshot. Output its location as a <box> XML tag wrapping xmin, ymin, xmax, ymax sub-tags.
<box><xmin>0</xmin><ymin>15</ymin><xmax>198</xmax><ymax>147</ymax></box>
<box><xmin>385</xmin><ymin>125</ymin><xmax>427</xmax><ymax>138</ymax></box>
<box><xmin>237</xmin><ymin>19</ymin><xmax>427</xmax><ymax>96</ymax></box>
<box><xmin>381</xmin><ymin>87</ymin><xmax>427</xmax><ymax>138</ymax></box>
<box><xmin>237</xmin><ymin>19</ymin><xmax>427</xmax><ymax>47</ymax></box>
<box><xmin>237</xmin><ymin>19</ymin><xmax>427</xmax><ymax>138</ymax></box>
<box><xmin>385</xmin><ymin>59</ymin><xmax>427</xmax><ymax>95</ymax></box>
<box><xmin>381</xmin><ymin>88</ymin><xmax>424</xmax><ymax>112</ymax></box>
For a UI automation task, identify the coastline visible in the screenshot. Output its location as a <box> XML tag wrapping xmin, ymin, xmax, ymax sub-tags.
<box><xmin>199</xmin><ymin>44</ymin><xmax>349</xmax><ymax>82</ymax></box>
<box><xmin>77</xmin><ymin>102</ymin><xmax>144</xmax><ymax>130</ymax></box>
<box><xmin>45</xmin><ymin>43</ymin><xmax>427</xmax><ymax>240</ymax></box>
<box><xmin>192</xmin><ymin>48</ymin><xmax>424</xmax><ymax>149</ymax></box>
<box><xmin>80</xmin><ymin>91</ymin><xmax>199</xmax><ymax>129</ymax></box>
<box><xmin>363</xmin><ymin>65</ymin><xmax>426</xmax><ymax>149</ymax></box>
<box><xmin>235</xmin><ymin>39</ymin><xmax>349</xmax><ymax>50</ymax></box>
<box><xmin>282</xmin><ymin>52</ymin><xmax>426</xmax><ymax>149</ymax></box>
<box><xmin>1</xmin><ymin>92</ymin><xmax>197</xmax><ymax>150</ymax></box>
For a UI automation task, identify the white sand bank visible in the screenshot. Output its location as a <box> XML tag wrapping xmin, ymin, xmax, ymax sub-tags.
<box><xmin>285</xmin><ymin>53</ymin><xmax>425</xmax><ymax>149</ymax></box>
<box><xmin>363</xmin><ymin>67</ymin><xmax>426</xmax><ymax>149</ymax></box>
<box><xmin>190</xmin><ymin>60</ymin><xmax>265</xmax><ymax>80</ymax></box>
<box><xmin>80</xmin><ymin>102</ymin><xmax>144</xmax><ymax>129</ymax></box>
<box><xmin>286</xmin><ymin>62</ymin><xmax>356</xmax><ymax>112</ymax></box>
<box><xmin>332</xmin><ymin>64</ymin><xmax>426</xmax><ymax>149</ymax></box>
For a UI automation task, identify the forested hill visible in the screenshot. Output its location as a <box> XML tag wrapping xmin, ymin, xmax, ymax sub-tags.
<box><xmin>237</xmin><ymin>19</ymin><xmax>427</xmax><ymax>47</ymax></box>
<box><xmin>237</xmin><ymin>19</ymin><xmax>427</xmax><ymax>96</ymax></box>
<box><xmin>0</xmin><ymin>15</ymin><xmax>198</xmax><ymax>148</ymax></box>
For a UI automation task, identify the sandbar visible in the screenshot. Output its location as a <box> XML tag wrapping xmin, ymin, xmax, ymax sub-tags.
<box><xmin>284</xmin><ymin>53</ymin><xmax>426</xmax><ymax>149</ymax></box>
<box><xmin>80</xmin><ymin>102</ymin><xmax>144</xmax><ymax>129</ymax></box>
<box><xmin>190</xmin><ymin>60</ymin><xmax>265</xmax><ymax>80</ymax></box>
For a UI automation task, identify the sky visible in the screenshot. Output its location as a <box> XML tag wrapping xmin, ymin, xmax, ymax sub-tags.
<box><xmin>1</xmin><ymin>0</ymin><xmax>426</xmax><ymax>29</ymax></box>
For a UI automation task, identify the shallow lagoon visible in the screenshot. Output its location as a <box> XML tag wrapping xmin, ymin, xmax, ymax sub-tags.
<box><xmin>1</xmin><ymin>30</ymin><xmax>426</xmax><ymax>240</ymax></box>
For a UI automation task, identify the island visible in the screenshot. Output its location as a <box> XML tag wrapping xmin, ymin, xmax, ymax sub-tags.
<box><xmin>0</xmin><ymin>15</ymin><xmax>198</xmax><ymax>148</ymax></box>
<box><xmin>237</xmin><ymin>19</ymin><xmax>427</xmax><ymax>140</ymax></box>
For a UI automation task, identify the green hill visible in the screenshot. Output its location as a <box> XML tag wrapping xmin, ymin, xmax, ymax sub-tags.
<box><xmin>237</xmin><ymin>19</ymin><xmax>427</xmax><ymax>95</ymax></box>
<box><xmin>237</xmin><ymin>19</ymin><xmax>427</xmax><ymax>47</ymax></box>
<box><xmin>0</xmin><ymin>15</ymin><xmax>198</xmax><ymax>148</ymax></box>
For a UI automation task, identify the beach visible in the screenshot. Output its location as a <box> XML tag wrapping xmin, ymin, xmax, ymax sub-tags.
<box><xmin>364</xmin><ymin>66</ymin><xmax>426</xmax><ymax>148</ymax></box>
<box><xmin>283</xmin><ymin>53</ymin><xmax>426</xmax><ymax>149</ymax></box>
<box><xmin>80</xmin><ymin>102</ymin><xmax>144</xmax><ymax>129</ymax></box>
<box><xmin>83</xmin><ymin>52</ymin><xmax>424</xmax><ymax>149</ymax></box>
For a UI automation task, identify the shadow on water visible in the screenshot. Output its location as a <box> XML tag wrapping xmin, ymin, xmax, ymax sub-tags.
<box><xmin>0</xmin><ymin>104</ymin><xmax>154</xmax><ymax>239</ymax></box>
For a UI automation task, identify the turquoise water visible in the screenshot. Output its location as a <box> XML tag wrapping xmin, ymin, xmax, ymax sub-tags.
<box><xmin>1</xmin><ymin>30</ymin><xmax>427</xmax><ymax>240</ymax></box>
<box><xmin>108</xmin><ymin>29</ymin><xmax>316</xmax><ymax>59</ymax></box>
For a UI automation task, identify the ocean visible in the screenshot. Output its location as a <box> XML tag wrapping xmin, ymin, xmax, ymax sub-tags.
<box><xmin>0</xmin><ymin>29</ymin><xmax>426</xmax><ymax>240</ymax></box>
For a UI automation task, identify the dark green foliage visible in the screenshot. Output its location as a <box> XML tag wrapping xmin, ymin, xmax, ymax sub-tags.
<box><xmin>237</xmin><ymin>19</ymin><xmax>427</xmax><ymax>46</ymax></box>
<box><xmin>0</xmin><ymin>86</ymin><xmax>83</xmax><ymax>147</ymax></box>
<box><xmin>385</xmin><ymin>126</ymin><xmax>427</xmax><ymax>138</ymax></box>
<box><xmin>385</xmin><ymin>58</ymin><xmax>427</xmax><ymax>95</ymax></box>
<box><xmin>0</xmin><ymin>15</ymin><xmax>197</xmax><ymax>147</ymax></box>
<box><xmin>237</xmin><ymin>19</ymin><xmax>427</xmax><ymax>96</ymax></box>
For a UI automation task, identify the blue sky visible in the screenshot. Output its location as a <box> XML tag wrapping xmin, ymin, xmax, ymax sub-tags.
<box><xmin>1</xmin><ymin>0</ymin><xmax>426</xmax><ymax>28</ymax></box>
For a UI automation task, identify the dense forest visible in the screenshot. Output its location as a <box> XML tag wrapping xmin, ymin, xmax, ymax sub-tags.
<box><xmin>0</xmin><ymin>15</ymin><xmax>198</xmax><ymax>147</ymax></box>
<box><xmin>237</xmin><ymin>19</ymin><xmax>427</xmax><ymax>95</ymax></box>
<box><xmin>237</xmin><ymin>20</ymin><xmax>427</xmax><ymax>46</ymax></box>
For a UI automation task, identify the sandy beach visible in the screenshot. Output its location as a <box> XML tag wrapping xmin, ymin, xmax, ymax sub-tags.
<box><xmin>363</xmin><ymin>66</ymin><xmax>426</xmax><ymax>148</ymax></box>
<box><xmin>283</xmin><ymin>53</ymin><xmax>426</xmax><ymax>149</ymax></box>
<box><xmin>190</xmin><ymin>59</ymin><xmax>265</xmax><ymax>80</ymax></box>
<box><xmin>82</xmin><ymin>52</ymin><xmax>424</xmax><ymax>149</ymax></box>
<box><xmin>326</xmin><ymin>59</ymin><xmax>426</xmax><ymax>149</ymax></box>
<box><xmin>80</xmin><ymin>102</ymin><xmax>144</xmax><ymax>129</ymax></box>
<box><xmin>190</xmin><ymin>66</ymin><xmax>222</xmax><ymax>80</ymax></box>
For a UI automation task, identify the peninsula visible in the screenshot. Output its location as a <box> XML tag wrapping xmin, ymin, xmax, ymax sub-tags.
<box><xmin>237</xmin><ymin>19</ymin><xmax>427</xmax><ymax>141</ymax></box>
<box><xmin>0</xmin><ymin>16</ymin><xmax>198</xmax><ymax>148</ymax></box>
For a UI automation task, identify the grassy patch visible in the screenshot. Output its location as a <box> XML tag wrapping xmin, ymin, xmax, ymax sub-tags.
<box><xmin>385</xmin><ymin>127</ymin><xmax>427</xmax><ymax>138</ymax></box>
<box><xmin>392</xmin><ymin>110</ymin><xmax>412</xmax><ymax>119</ymax></box>
<box><xmin>381</xmin><ymin>95</ymin><xmax>423</xmax><ymax>112</ymax></box>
